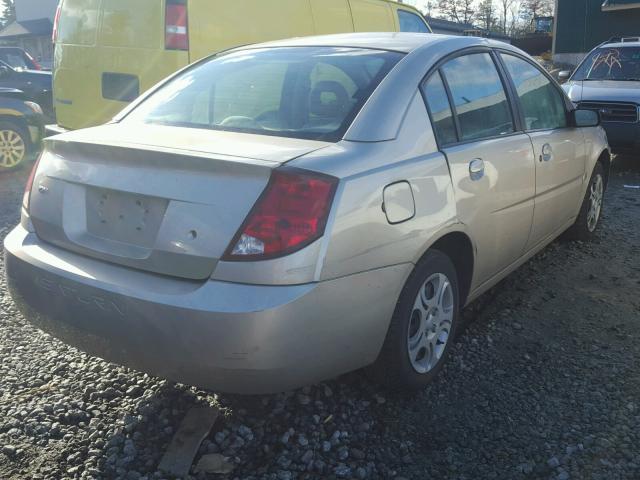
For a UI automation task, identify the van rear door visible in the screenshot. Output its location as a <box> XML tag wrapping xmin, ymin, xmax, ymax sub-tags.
<box><xmin>54</xmin><ymin>0</ymin><xmax>189</xmax><ymax>130</ymax></box>
<box><xmin>188</xmin><ymin>0</ymin><xmax>314</xmax><ymax>63</ymax></box>
<box><xmin>348</xmin><ymin>0</ymin><xmax>395</xmax><ymax>31</ymax></box>
<box><xmin>310</xmin><ymin>0</ymin><xmax>354</xmax><ymax>34</ymax></box>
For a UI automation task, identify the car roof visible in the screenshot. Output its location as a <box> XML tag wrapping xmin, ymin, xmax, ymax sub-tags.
<box><xmin>234</xmin><ymin>32</ymin><xmax>508</xmax><ymax>54</ymax></box>
<box><xmin>597</xmin><ymin>38</ymin><xmax>640</xmax><ymax>48</ymax></box>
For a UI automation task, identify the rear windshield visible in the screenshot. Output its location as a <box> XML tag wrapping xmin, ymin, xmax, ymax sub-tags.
<box><xmin>572</xmin><ymin>46</ymin><xmax>640</xmax><ymax>81</ymax></box>
<box><xmin>124</xmin><ymin>47</ymin><xmax>403</xmax><ymax>142</ymax></box>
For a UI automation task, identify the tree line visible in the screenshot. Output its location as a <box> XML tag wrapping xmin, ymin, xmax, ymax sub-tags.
<box><xmin>418</xmin><ymin>0</ymin><xmax>555</xmax><ymax>36</ymax></box>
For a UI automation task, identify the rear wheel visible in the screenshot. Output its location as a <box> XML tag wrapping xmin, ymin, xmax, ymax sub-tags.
<box><xmin>0</xmin><ymin>121</ymin><xmax>29</xmax><ymax>171</ymax></box>
<box><xmin>566</xmin><ymin>162</ymin><xmax>605</xmax><ymax>241</ymax></box>
<box><xmin>368</xmin><ymin>250</ymin><xmax>460</xmax><ymax>390</ymax></box>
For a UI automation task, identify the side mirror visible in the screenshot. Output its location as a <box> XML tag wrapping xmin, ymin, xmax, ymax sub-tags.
<box><xmin>0</xmin><ymin>66</ymin><xmax>9</xmax><ymax>77</ymax></box>
<box><xmin>573</xmin><ymin>108</ymin><xmax>600</xmax><ymax>127</ymax></box>
<box><xmin>558</xmin><ymin>70</ymin><xmax>572</xmax><ymax>81</ymax></box>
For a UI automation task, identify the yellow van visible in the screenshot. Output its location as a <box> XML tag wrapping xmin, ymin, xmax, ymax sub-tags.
<box><xmin>51</xmin><ymin>0</ymin><xmax>430</xmax><ymax>132</ymax></box>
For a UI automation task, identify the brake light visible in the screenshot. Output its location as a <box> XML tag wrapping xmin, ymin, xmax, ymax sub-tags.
<box><xmin>52</xmin><ymin>3</ymin><xmax>62</xmax><ymax>43</ymax></box>
<box><xmin>224</xmin><ymin>169</ymin><xmax>338</xmax><ymax>260</ymax></box>
<box><xmin>22</xmin><ymin>155</ymin><xmax>42</xmax><ymax>212</ymax></box>
<box><xmin>165</xmin><ymin>0</ymin><xmax>188</xmax><ymax>51</ymax></box>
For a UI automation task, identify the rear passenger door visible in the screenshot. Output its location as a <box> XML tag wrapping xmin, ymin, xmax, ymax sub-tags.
<box><xmin>422</xmin><ymin>51</ymin><xmax>536</xmax><ymax>285</ymax></box>
<box><xmin>349</xmin><ymin>0</ymin><xmax>395</xmax><ymax>31</ymax></box>
<box><xmin>499</xmin><ymin>53</ymin><xmax>586</xmax><ymax>251</ymax></box>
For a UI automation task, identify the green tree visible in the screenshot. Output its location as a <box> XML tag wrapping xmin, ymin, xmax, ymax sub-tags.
<box><xmin>477</xmin><ymin>0</ymin><xmax>498</xmax><ymax>31</ymax></box>
<box><xmin>437</xmin><ymin>0</ymin><xmax>476</xmax><ymax>24</ymax></box>
<box><xmin>0</xmin><ymin>0</ymin><xmax>16</xmax><ymax>29</ymax></box>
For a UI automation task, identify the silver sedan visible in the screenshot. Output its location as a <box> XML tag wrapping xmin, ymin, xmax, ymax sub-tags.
<box><xmin>5</xmin><ymin>33</ymin><xmax>609</xmax><ymax>394</ymax></box>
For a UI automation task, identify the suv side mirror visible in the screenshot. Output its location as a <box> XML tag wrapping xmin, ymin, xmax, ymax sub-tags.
<box><xmin>0</xmin><ymin>65</ymin><xmax>10</xmax><ymax>77</ymax></box>
<box><xmin>573</xmin><ymin>109</ymin><xmax>600</xmax><ymax>127</ymax></box>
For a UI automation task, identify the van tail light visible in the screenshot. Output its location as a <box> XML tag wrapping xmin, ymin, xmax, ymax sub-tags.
<box><xmin>165</xmin><ymin>0</ymin><xmax>189</xmax><ymax>51</ymax></box>
<box><xmin>22</xmin><ymin>155</ymin><xmax>42</xmax><ymax>212</ymax></box>
<box><xmin>223</xmin><ymin>169</ymin><xmax>338</xmax><ymax>260</ymax></box>
<box><xmin>52</xmin><ymin>3</ymin><xmax>62</xmax><ymax>43</ymax></box>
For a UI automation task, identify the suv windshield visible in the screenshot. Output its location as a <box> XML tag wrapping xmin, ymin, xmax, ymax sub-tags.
<box><xmin>572</xmin><ymin>46</ymin><xmax>640</xmax><ymax>81</ymax></box>
<box><xmin>125</xmin><ymin>47</ymin><xmax>403</xmax><ymax>142</ymax></box>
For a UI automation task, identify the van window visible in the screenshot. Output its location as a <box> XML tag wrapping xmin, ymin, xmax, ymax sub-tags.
<box><xmin>440</xmin><ymin>53</ymin><xmax>514</xmax><ymax>142</ymax></box>
<box><xmin>57</xmin><ymin>0</ymin><xmax>100</xmax><ymax>46</ymax></box>
<box><xmin>126</xmin><ymin>47</ymin><xmax>403</xmax><ymax>142</ymax></box>
<box><xmin>398</xmin><ymin>10</ymin><xmax>430</xmax><ymax>33</ymax></box>
<box><xmin>501</xmin><ymin>54</ymin><xmax>567</xmax><ymax>131</ymax></box>
<box><xmin>422</xmin><ymin>72</ymin><xmax>457</xmax><ymax>145</ymax></box>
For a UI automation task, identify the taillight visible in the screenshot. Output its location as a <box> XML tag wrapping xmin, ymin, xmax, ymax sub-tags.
<box><xmin>22</xmin><ymin>155</ymin><xmax>42</xmax><ymax>212</ymax></box>
<box><xmin>224</xmin><ymin>169</ymin><xmax>338</xmax><ymax>260</ymax></box>
<box><xmin>165</xmin><ymin>0</ymin><xmax>188</xmax><ymax>51</ymax></box>
<box><xmin>52</xmin><ymin>3</ymin><xmax>62</xmax><ymax>43</ymax></box>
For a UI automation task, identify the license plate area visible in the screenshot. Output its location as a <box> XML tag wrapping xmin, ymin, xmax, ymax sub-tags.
<box><xmin>86</xmin><ymin>187</ymin><xmax>168</xmax><ymax>248</ymax></box>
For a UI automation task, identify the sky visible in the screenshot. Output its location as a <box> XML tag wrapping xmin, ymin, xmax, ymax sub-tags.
<box><xmin>401</xmin><ymin>0</ymin><xmax>437</xmax><ymax>15</ymax></box>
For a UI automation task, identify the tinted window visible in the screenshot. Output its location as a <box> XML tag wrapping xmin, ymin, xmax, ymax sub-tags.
<box><xmin>422</xmin><ymin>72</ymin><xmax>457</xmax><ymax>145</ymax></box>
<box><xmin>572</xmin><ymin>46</ymin><xmax>640</xmax><ymax>81</ymax></box>
<box><xmin>440</xmin><ymin>53</ymin><xmax>514</xmax><ymax>141</ymax></box>
<box><xmin>399</xmin><ymin>10</ymin><xmax>430</xmax><ymax>33</ymax></box>
<box><xmin>0</xmin><ymin>52</ymin><xmax>30</xmax><ymax>69</ymax></box>
<box><xmin>126</xmin><ymin>47</ymin><xmax>403</xmax><ymax>142</ymax></box>
<box><xmin>502</xmin><ymin>54</ymin><xmax>567</xmax><ymax>130</ymax></box>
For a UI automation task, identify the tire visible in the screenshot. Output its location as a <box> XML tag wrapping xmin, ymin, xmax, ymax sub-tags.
<box><xmin>565</xmin><ymin>162</ymin><xmax>605</xmax><ymax>241</ymax></box>
<box><xmin>368</xmin><ymin>250</ymin><xmax>460</xmax><ymax>390</ymax></box>
<box><xmin>0</xmin><ymin>120</ymin><xmax>30</xmax><ymax>171</ymax></box>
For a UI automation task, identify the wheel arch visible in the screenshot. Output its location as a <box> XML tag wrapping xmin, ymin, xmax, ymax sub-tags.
<box><xmin>415</xmin><ymin>229</ymin><xmax>475</xmax><ymax>307</ymax></box>
<box><xmin>596</xmin><ymin>149</ymin><xmax>611</xmax><ymax>188</ymax></box>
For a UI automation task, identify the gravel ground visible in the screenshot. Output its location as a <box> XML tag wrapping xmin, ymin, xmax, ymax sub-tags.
<box><xmin>1</xmin><ymin>156</ymin><xmax>639</xmax><ymax>480</ymax></box>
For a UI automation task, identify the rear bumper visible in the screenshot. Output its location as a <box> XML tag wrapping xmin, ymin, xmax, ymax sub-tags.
<box><xmin>4</xmin><ymin>225</ymin><xmax>408</xmax><ymax>394</ymax></box>
<box><xmin>601</xmin><ymin>122</ymin><xmax>640</xmax><ymax>154</ymax></box>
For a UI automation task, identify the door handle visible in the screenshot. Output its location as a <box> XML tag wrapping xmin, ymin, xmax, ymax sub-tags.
<box><xmin>540</xmin><ymin>143</ymin><xmax>553</xmax><ymax>162</ymax></box>
<box><xmin>469</xmin><ymin>158</ymin><xmax>485</xmax><ymax>181</ymax></box>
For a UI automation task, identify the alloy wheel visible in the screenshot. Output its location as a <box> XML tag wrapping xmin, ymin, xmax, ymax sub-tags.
<box><xmin>0</xmin><ymin>129</ymin><xmax>26</xmax><ymax>169</ymax></box>
<box><xmin>587</xmin><ymin>173</ymin><xmax>604</xmax><ymax>232</ymax></box>
<box><xmin>407</xmin><ymin>272</ymin><xmax>454</xmax><ymax>374</ymax></box>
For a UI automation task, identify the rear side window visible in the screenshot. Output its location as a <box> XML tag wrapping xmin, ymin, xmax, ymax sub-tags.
<box><xmin>501</xmin><ymin>54</ymin><xmax>567</xmax><ymax>130</ymax></box>
<box><xmin>398</xmin><ymin>10</ymin><xmax>430</xmax><ymax>33</ymax></box>
<box><xmin>440</xmin><ymin>53</ymin><xmax>514</xmax><ymax>142</ymax></box>
<box><xmin>422</xmin><ymin>72</ymin><xmax>457</xmax><ymax>145</ymax></box>
<box><xmin>0</xmin><ymin>51</ymin><xmax>30</xmax><ymax>69</ymax></box>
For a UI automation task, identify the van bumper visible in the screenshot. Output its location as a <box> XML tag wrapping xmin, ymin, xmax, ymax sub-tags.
<box><xmin>4</xmin><ymin>225</ymin><xmax>407</xmax><ymax>394</ymax></box>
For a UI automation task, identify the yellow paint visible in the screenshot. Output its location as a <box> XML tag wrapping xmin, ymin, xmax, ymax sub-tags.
<box><xmin>54</xmin><ymin>0</ymin><xmax>428</xmax><ymax>130</ymax></box>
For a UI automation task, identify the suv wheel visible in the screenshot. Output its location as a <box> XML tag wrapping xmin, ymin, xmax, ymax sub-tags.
<box><xmin>368</xmin><ymin>250</ymin><xmax>460</xmax><ymax>390</ymax></box>
<box><xmin>0</xmin><ymin>121</ymin><xmax>29</xmax><ymax>171</ymax></box>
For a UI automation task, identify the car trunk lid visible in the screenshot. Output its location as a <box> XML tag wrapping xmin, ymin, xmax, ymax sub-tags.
<box><xmin>29</xmin><ymin>124</ymin><xmax>329</xmax><ymax>280</ymax></box>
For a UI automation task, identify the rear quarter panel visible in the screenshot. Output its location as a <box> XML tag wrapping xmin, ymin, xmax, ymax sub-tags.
<box><xmin>289</xmin><ymin>93</ymin><xmax>459</xmax><ymax>282</ymax></box>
